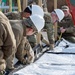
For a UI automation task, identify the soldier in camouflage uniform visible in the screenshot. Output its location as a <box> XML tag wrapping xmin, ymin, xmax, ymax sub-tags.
<box><xmin>0</xmin><ymin>12</ymin><xmax>16</xmax><ymax>72</ymax></box>
<box><xmin>42</xmin><ymin>12</ymin><xmax>55</xmax><ymax>49</ymax></box>
<box><xmin>43</xmin><ymin>9</ymin><xmax>64</xmax><ymax>49</ymax></box>
<box><xmin>58</xmin><ymin>5</ymin><xmax>75</xmax><ymax>43</ymax></box>
<box><xmin>10</xmin><ymin>15</ymin><xmax>44</xmax><ymax>64</ymax></box>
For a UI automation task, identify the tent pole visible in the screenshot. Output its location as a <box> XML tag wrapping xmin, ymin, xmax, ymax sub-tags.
<box><xmin>54</xmin><ymin>0</ymin><xmax>57</xmax><ymax>41</ymax></box>
<box><xmin>9</xmin><ymin>0</ymin><xmax>12</xmax><ymax>12</ymax></box>
<box><xmin>17</xmin><ymin>0</ymin><xmax>21</xmax><ymax>12</ymax></box>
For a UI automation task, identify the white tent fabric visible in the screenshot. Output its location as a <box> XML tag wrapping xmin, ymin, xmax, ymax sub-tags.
<box><xmin>13</xmin><ymin>38</ymin><xmax>75</xmax><ymax>75</ymax></box>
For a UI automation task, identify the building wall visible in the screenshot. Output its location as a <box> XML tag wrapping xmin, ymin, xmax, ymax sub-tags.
<box><xmin>47</xmin><ymin>0</ymin><xmax>67</xmax><ymax>12</ymax></box>
<box><xmin>21</xmin><ymin>0</ymin><xmax>67</xmax><ymax>12</ymax></box>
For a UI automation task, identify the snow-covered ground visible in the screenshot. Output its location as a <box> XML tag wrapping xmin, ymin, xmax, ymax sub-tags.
<box><xmin>13</xmin><ymin>38</ymin><xmax>75</xmax><ymax>75</ymax></box>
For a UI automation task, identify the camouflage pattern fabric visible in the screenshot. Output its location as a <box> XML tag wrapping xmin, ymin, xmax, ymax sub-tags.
<box><xmin>58</xmin><ymin>15</ymin><xmax>75</xmax><ymax>43</ymax></box>
<box><xmin>10</xmin><ymin>18</ymin><xmax>35</xmax><ymax>64</ymax></box>
<box><xmin>0</xmin><ymin>12</ymin><xmax>16</xmax><ymax>71</ymax></box>
<box><xmin>43</xmin><ymin>12</ymin><xmax>55</xmax><ymax>49</ymax></box>
<box><xmin>28</xmin><ymin>12</ymin><xmax>55</xmax><ymax>49</ymax></box>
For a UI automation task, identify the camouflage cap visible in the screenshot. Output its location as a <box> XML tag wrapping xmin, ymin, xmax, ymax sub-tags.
<box><xmin>61</xmin><ymin>5</ymin><xmax>69</xmax><ymax>10</ymax></box>
<box><xmin>22</xmin><ymin>18</ymin><xmax>37</xmax><ymax>31</ymax></box>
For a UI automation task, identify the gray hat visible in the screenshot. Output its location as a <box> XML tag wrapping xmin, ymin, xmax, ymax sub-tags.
<box><xmin>61</xmin><ymin>5</ymin><xmax>69</xmax><ymax>10</ymax></box>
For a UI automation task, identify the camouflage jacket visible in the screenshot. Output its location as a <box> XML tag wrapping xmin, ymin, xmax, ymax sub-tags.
<box><xmin>58</xmin><ymin>15</ymin><xmax>75</xmax><ymax>37</ymax></box>
<box><xmin>9</xmin><ymin>18</ymin><xmax>34</xmax><ymax>64</ymax></box>
<box><xmin>44</xmin><ymin>12</ymin><xmax>55</xmax><ymax>44</ymax></box>
<box><xmin>0</xmin><ymin>12</ymin><xmax>16</xmax><ymax>59</ymax></box>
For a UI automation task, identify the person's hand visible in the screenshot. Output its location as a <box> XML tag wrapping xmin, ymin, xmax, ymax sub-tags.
<box><xmin>60</xmin><ymin>27</ymin><xmax>66</xmax><ymax>33</ymax></box>
<box><xmin>49</xmin><ymin>44</ymin><xmax>54</xmax><ymax>50</ymax></box>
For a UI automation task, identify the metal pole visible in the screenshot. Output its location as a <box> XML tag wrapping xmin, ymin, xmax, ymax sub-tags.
<box><xmin>9</xmin><ymin>0</ymin><xmax>12</xmax><ymax>12</ymax></box>
<box><xmin>17</xmin><ymin>0</ymin><xmax>21</xmax><ymax>12</ymax></box>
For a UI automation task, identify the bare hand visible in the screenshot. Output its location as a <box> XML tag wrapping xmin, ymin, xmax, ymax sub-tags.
<box><xmin>60</xmin><ymin>27</ymin><xmax>66</xmax><ymax>33</ymax></box>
